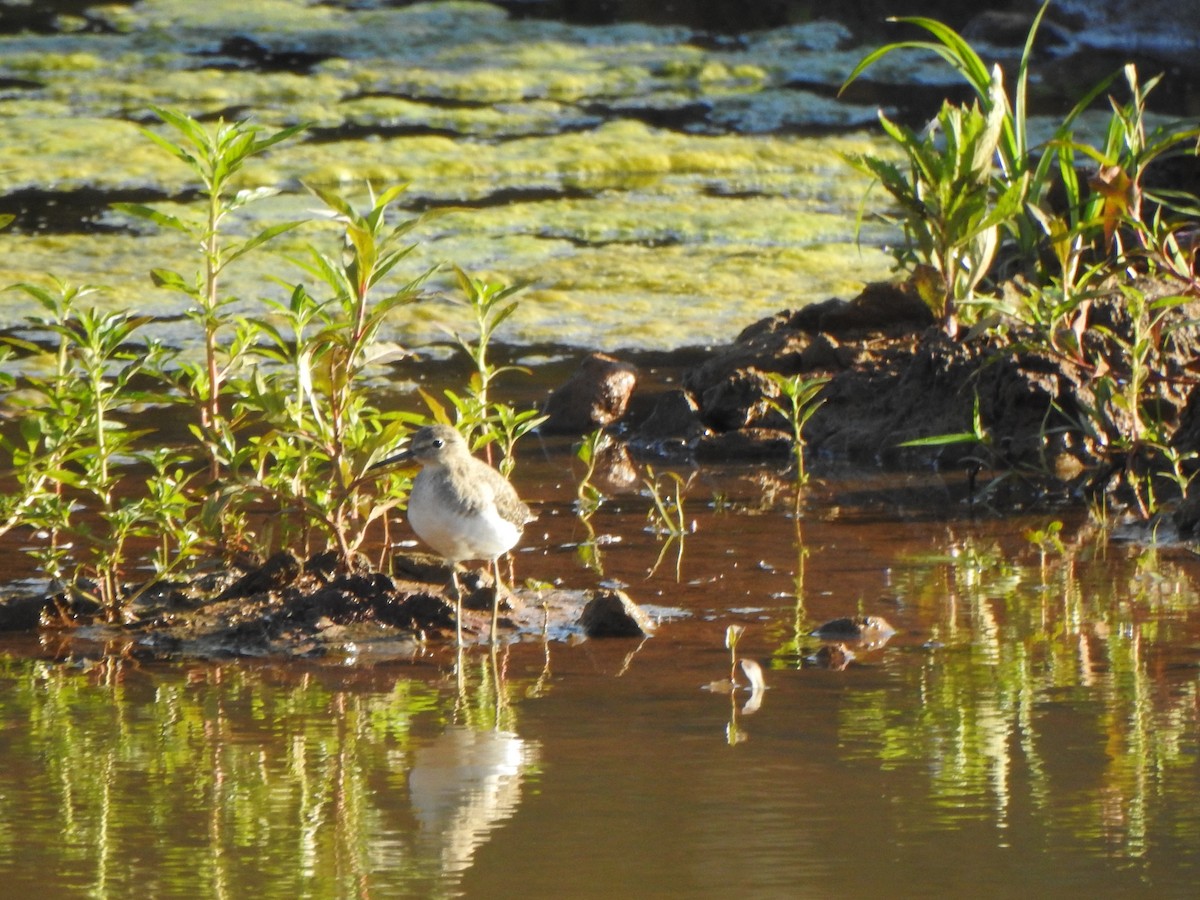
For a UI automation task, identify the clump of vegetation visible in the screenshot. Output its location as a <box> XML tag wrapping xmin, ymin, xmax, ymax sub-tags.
<box><xmin>0</xmin><ymin>108</ymin><xmax>543</xmax><ymax>622</ymax></box>
<box><xmin>843</xmin><ymin>0</ymin><xmax>1200</xmax><ymax>518</ymax></box>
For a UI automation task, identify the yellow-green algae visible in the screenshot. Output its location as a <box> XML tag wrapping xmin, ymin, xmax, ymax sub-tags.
<box><xmin>0</xmin><ymin>0</ymin><xmax>904</xmax><ymax>351</ymax></box>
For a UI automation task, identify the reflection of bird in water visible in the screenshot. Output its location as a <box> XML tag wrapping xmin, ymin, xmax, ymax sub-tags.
<box><xmin>375</xmin><ymin>424</ymin><xmax>534</xmax><ymax>645</ymax></box>
<box><xmin>409</xmin><ymin>726</ymin><xmax>539</xmax><ymax>875</ymax></box>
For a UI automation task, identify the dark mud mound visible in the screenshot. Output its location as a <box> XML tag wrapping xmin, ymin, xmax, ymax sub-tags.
<box><xmin>10</xmin><ymin>550</ymin><xmax>660</xmax><ymax>659</ymax></box>
<box><xmin>628</xmin><ymin>274</ymin><xmax>1200</xmax><ymax>509</ymax></box>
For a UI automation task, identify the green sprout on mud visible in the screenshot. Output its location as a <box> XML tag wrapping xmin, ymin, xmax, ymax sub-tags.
<box><xmin>572</xmin><ymin>429</ymin><xmax>608</xmax><ymax>574</ymax></box>
<box><xmin>438</xmin><ymin>267</ymin><xmax>546</xmax><ymax>474</ymax></box>
<box><xmin>765</xmin><ymin>372</ymin><xmax>829</xmax><ymax>490</ymax></box>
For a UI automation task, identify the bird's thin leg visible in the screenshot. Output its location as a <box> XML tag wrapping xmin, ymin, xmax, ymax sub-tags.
<box><xmin>490</xmin><ymin>558</ymin><xmax>503</xmax><ymax>644</ymax></box>
<box><xmin>450</xmin><ymin>567</ymin><xmax>464</xmax><ymax>647</ymax></box>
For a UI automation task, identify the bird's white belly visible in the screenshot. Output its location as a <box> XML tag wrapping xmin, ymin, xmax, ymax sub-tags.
<box><xmin>408</xmin><ymin>483</ymin><xmax>522</xmax><ymax>563</ymax></box>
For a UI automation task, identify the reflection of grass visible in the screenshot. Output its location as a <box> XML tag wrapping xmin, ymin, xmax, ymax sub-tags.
<box><xmin>834</xmin><ymin>526</ymin><xmax>1200</xmax><ymax>853</ymax></box>
<box><xmin>0</xmin><ymin>657</ymin><xmax>451</xmax><ymax>893</ymax></box>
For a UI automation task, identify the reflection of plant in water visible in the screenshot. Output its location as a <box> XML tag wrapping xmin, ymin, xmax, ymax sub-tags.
<box><xmin>715</xmin><ymin>625</ymin><xmax>767</xmax><ymax>746</ymax></box>
<box><xmin>643</xmin><ymin>465</ymin><xmax>693</xmax><ymax>580</ymax></box>
<box><xmin>0</xmin><ymin>655</ymin><xmax>545</xmax><ymax>896</ymax></box>
<box><xmin>835</xmin><ymin>527</ymin><xmax>1200</xmax><ymax>854</ymax></box>
<box><xmin>572</xmin><ymin>429</ymin><xmax>608</xmax><ymax>575</ymax></box>
<box><xmin>4</xmin><ymin>659</ymin><xmax>440</xmax><ymax>894</ymax></box>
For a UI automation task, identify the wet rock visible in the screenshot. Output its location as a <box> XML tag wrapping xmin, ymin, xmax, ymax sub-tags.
<box><xmin>0</xmin><ymin>593</ymin><xmax>55</xmax><ymax>631</ymax></box>
<box><xmin>810</xmin><ymin>615</ymin><xmax>895</xmax><ymax>648</ymax></box>
<box><xmin>391</xmin><ymin>551</ymin><xmax>457</xmax><ymax>585</ymax></box>
<box><xmin>393</xmin><ymin>591</ymin><xmax>456</xmax><ymax>632</ymax></box>
<box><xmin>579</xmin><ymin>589</ymin><xmax>655</xmax><ymax>638</ymax></box>
<box><xmin>216</xmin><ymin>549</ymin><xmax>302</xmax><ymax>600</ymax></box>
<box><xmin>590</xmin><ymin>437</ymin><xmax>641</xmax><ymax>492</ymax></box>
<box><xmin>683</xmin><ymin>321</ymin><xmax>811</xmax><ymax>397</ymax></box>
<box><xmin>1173</xmin><ymin>486</ymin><xmax>1200</xmax><ymax>537</ymax></box>
<box><xmin>683</xmin><ymin>281</ymin><xmax>932</xmax><ymax>405</ymax></box>
<box><xmin>791</xmin><ymin>280</ymin><xmax>935</xmax><ymax>337</ymax></box>
<box><xmin>541</xmin><ymin>352</ymin><xmax>638</xmax><ymax>434</ymax></box>
<box><xmin>698</xmin><ymin>367</ymin><xmax>782</xmax><ymax>432</ymax></box>
<box><xmin>629</xmin><ymin>388</ymin><xmax>708</xmax><ymax>456</ymax></box>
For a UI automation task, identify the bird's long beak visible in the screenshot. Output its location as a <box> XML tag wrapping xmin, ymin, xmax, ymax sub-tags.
<box><xmin>370</xmin><ymin>447</ymin><xmax>414</xmax><ymax>471</ymax></box>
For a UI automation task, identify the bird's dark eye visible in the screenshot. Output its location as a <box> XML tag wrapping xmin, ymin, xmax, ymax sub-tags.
<box><xmin>431</xmin><ymin>438</ymin><xmax>444</xmax><ymax>448</ymax></box>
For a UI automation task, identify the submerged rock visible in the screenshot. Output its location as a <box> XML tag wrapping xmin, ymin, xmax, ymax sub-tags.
<box><xmin>629</xmin><ymin>388</ymin><xmax>708</xmax><ymax>454</ymax></box>
<box><xmin>579</xmin><ymin>589</ymin><xmax>656</xmax><ymax>638</ymax></box>
<box><xmin>810</xmin><ymin>615</ymin><xmax>895</xmax><ymax>648</ymax></box>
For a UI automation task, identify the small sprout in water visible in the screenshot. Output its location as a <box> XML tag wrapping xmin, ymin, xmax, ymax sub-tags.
<box><xmin>1025</xmin><ymin>520</ymin><xmax>1065</xmax><ymax>556</ymax></box>
<box><xmin>726</xmin><ymin>623</ymin><xmax>744</xmax><ymax>682</ymax></box>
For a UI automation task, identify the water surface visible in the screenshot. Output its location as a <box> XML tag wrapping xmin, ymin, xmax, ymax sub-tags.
<box><xmin>2</xmin><ymin>457</ymin><xmax>1199</xmax><ymax>898</ymax></box>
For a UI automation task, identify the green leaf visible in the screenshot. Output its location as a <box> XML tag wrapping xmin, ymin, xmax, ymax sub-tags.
<box><xmin>112</xmin><ymin>202</ymin><xmax>189</xmax><ymax>233</ymax></box>
<box><xmin>899</xmin><ymin>431</ymin><xmax>984</xmax><ymax>448</ymax></box>
<box><xmin>225</xmin><ymin>220</ymin><xmax>306</xmax><ymax>265</ymax></box>
<box><xmin>150</xmin><ymin>268</ymin><xmax>197</xmax><ymax>295</ymax></box>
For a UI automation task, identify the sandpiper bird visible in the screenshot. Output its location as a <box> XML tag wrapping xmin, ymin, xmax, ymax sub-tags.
<box><xmin>375</xmin><ymin>424</ymin><xmax>533</xmax><ymax>645</ymax></box>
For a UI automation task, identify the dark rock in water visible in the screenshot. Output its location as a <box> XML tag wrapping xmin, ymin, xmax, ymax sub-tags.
<box><xmin>0</xmin><ymin>593</ymin><xmax>57</xmax><ymax>631</ymax></box>
<box><xmin>810</xmin><ymin>615</ymin><xmax>895</xmax><ymax>644</ymax></box>
<box><xmin>631</xmin><ymin>388</ymin><xmax>708</xmax><ymax>451</ymax></box>
<box><xmin>1172</xmin><ymin>487</ymin><xmax>1200</xmax><ymax>536</ymax></box>
<box><xmin>579</xmin><ymin>589</ymin><xmax>655</xmax><ymax>637</ymax></box>
<box><xmin>389</xmin><ymin>590</ymin><xmax>456</xmax><ymax>632</ymax></box>
<box><xmin>699</xmin><ymin>367</ymin><xmax>782</xmax><ymax>432</ymax></box>
<box><xmin>216</xmin><ymin>549</ymin><xmax>302</xmax><ymax>600</ymax></box>
<box><xmin>684</xmin><ymin>319</ymin><xmax>810</xmax><ymax>397</ymax></box>
<box><xmin>542</xmin><ymin>352</ymin><xmax>638</xmax><ymax>434</ymax></box>
<box><xmin>695</xmin><ymin>427</ymin><xmax>793</xmax><ymax>461</ymax></box>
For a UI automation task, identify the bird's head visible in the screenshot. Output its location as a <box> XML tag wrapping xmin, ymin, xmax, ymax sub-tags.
<box><xmin>372</xmin><ymin>424</ymin><xmax>466</xmax><ymax>470</ymax></box>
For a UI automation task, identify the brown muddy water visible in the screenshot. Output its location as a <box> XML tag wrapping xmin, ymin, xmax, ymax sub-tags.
<box><xmin>2</xmin><ymin>437</ymin><xmax>1200</xmax><ymax>898</ymax></box>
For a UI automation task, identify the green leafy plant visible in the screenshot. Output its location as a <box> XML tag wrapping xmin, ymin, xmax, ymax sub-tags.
<box><xmin>1085</xmin><ymin>286</ymin><xmax>1196</xmax><ymax>517</ymax></box>
<box><xmin>1</xmin><ymin>281</ymin><xmax>178</xmax><ymax>617</ymax></box>
<box><xmin>765</xmin><ymin>372</ymin><xmax>829</xmax><ymax>487</ymax></box>
<box><xmin>234</xmin><ymin>183</ymin><xmax>436</xmax><ymax>563</ymax></box>
<box><xmin>572</xmin><ymin>429</ymin><xmax>608</xmax><ymax>574</ymax></box>
<box><xmin>844</xmin><ymin>79</ymin><xmax>1025</xmax><ymax>332</ymax></box>
<box><xmin>438</xmin><ymin>267</ymin><xmax>546</xmax><ymax>473</ymax></box>
<box><xmin>115</xmin><ymin>107</ymin><xmax>306</xmax><ymax>485</ymax></box>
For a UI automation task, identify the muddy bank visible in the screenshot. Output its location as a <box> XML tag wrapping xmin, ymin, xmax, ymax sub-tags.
<box><xmin>7</xmin><ymin>548</ymin><xmax>662</xmax><ymax>659</ymax></box>
<box><xmin>537</xmin><ymin>272</ymin><xmax>1200</xmax><ymax>518</ymax></box>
